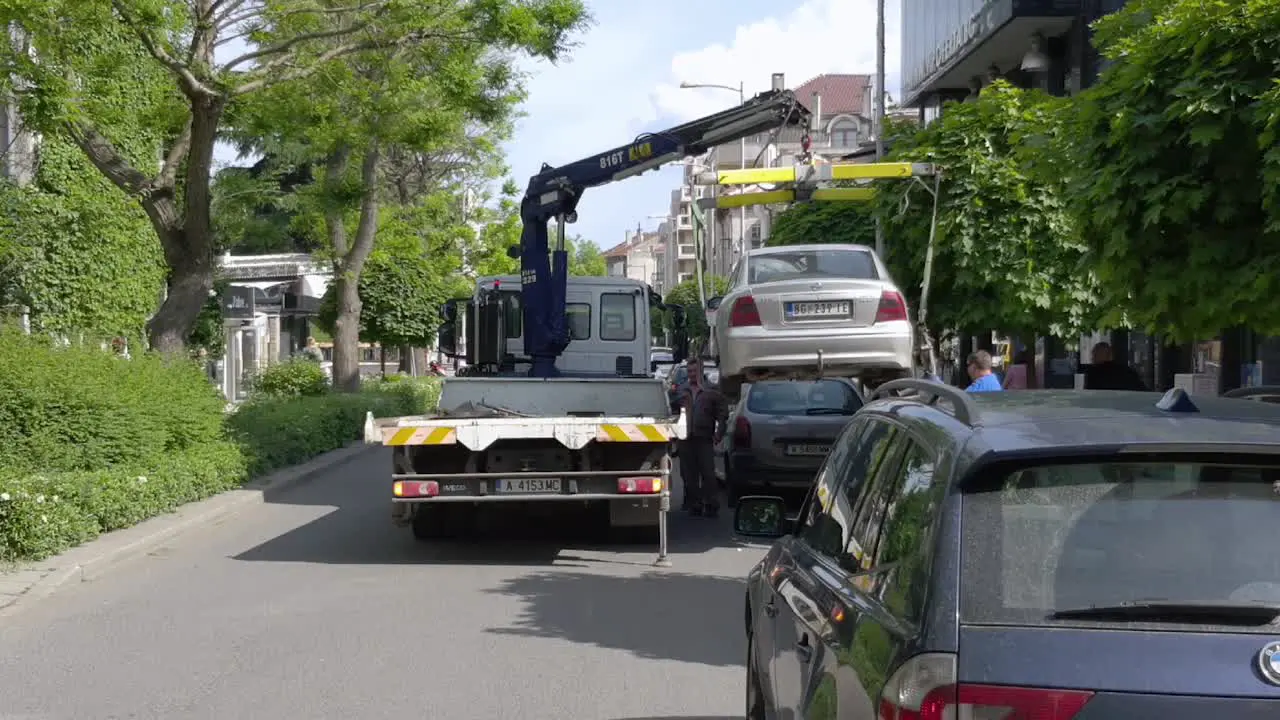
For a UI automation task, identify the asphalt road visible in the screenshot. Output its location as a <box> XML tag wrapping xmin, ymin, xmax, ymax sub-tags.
<box><xmin>0</xmin><ymin>448</ymin><xmax>766</xmax><ymax>720</ymax></box>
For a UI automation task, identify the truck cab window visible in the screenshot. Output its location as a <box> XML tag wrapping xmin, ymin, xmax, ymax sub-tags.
<box><xmin>501</xmin><ymin>290</ymin><xmax>522</xmax><ymax>338</ymax></box>
<box><xmin>567</xmin><ymin>303</ymin><xmax>591</xmax><ymax>340</ymax></box>
<box><xmin>600</xmin><ymin>293</ymin><xmax>636</xmax><ymax>341</ymax></box>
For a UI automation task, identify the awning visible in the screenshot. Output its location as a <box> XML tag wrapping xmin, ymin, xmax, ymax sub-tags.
<box><xmin>297</xmin><ymin>274</ymin><xmax>329</xmax><ymax>299</ymax></box>
<box><xmin>231</xmin><ymin>280</ymin><xmax>292</xmax><ymax>300</ymax></box>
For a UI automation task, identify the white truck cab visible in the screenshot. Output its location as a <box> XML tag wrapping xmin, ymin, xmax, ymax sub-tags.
<box><xmin>472</xmin><ymin>275</ymin><xmax>655</xmax><ymax>376</ymax></box>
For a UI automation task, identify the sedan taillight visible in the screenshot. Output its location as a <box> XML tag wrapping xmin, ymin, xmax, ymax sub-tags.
<box><xmin>875</xmin><ymin>290</ymin><xmax>908</xmax><ymax>323</ymax></box>
<box><xmin>729</xmin><ymin>296</ymin><xmax>762</xmax><ymax>327</ymax></box>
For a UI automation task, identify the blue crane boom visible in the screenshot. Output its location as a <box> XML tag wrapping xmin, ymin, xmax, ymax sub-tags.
<box><xmin>516</xmin><ymin>88</ymin><xmax>810</xmax><ymax>377</ymax></box>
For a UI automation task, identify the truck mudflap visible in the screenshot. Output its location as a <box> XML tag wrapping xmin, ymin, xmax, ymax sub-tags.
<box><xmin>392</xmin><ymin>466</ymin><xmax>675</xmax><ymax>567</ymax></box>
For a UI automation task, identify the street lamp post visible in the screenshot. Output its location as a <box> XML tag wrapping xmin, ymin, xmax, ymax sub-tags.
<box><xmin>873</xmin><ymin>0</ymin><xmax>887</xmax><ymax>257</ymax></box>
<box><xmin>679</xmin><ymin>80</ymin><xmax>748</xmax><ymax>266</ymax></box>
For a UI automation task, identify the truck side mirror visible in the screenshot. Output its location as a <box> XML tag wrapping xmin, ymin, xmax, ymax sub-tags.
<box><xmin>437</xmin><ymin>321</ymin><xmax>457</xmax><ymax>356</ymax></box>
<box><xmin>706</xmin><ymin>296</ymin><xmax>723</xmax><ymax>311</ymax></box>
<box><xmin>440</xmin><ymin>299</ymin><xmax>458</xmax><ymax>322</ymax></box>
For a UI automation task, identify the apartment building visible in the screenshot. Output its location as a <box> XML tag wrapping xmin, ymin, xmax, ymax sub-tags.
<box><xmin>657</xmin><ymin>163</ymin><xmax>704</xmax><ymax>290</ymax></box>
<box><xmin>602</xmin><ymin>227</ymin><xmax>667</xmax><ymax>294</ymax></box>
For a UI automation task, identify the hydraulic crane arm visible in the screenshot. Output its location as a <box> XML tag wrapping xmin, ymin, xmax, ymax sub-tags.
<box><xmin>517</xmin><ymin>89</ymin><xmax>810</xmax><ymax>378</ymax></box>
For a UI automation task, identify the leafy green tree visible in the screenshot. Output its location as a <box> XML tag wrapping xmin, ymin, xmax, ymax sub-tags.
<box><xmin>234</xmin><ymin>2</ymin><xmax>586</xmax><ymax>390</ymax></box>
<box><xmin>210</xmin><ymin>158</ymin><xmax>316</xmax><ymax>255</ymax></box>
<box><xmin>769</xmin><ymin>201</ymin><xmax>876</xmax><ymax>248</ymax></box>
<box><xmin>568</xmin><ymin>237</ymin><xmax>606</xmax><ymax>276</ymax></box>
<box><xmin>0</xmin><ymin>19</ymin><xmax>168</xmax><ymax>340</ymax></box>
<box><xmin>662</xmin><ymin>276</ymin><xmax>729</xmax><ymax>340</ymax></box>
<box><xmin>871</xmin><ymin>82</ymin><xmax>1096</xmax><ymax>342</ymax></box>
<box><xmin>0</xmin><ymin>0</ymin><xmax>584</xmax><ymax>354</ymax></box>
<box><xmin>1067</xmin><ymin>0</ymin><xmax>1280</xmax><ymax>340</ymax></box>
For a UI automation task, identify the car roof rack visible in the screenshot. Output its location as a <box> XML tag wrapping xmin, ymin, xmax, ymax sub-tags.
<box><xmin>870</xmin><ymin>378</ymin><xmax>982</xmax><ymax>427</ymax></box>
<box><xmin>1222</xmin><ymin>386</ymin><xmax>1280</xmax><ymax>400</ymax></box>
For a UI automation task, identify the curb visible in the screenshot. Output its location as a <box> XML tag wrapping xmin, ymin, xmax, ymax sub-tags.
<box><xmin>0</xmin><ymin>442</ymin><xmax>380</xmax><ymax>618</ymax></box>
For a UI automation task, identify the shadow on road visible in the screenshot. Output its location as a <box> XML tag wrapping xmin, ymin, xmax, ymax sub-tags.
<box><xmin>233</xmin><ymin>449</ymin><xmax>749</xmax><ymax>566</ymax></box>
<box><xmin>485</xmin><ymin>569</ymin><xmax>747</xmax><ymax>667</ymax></box>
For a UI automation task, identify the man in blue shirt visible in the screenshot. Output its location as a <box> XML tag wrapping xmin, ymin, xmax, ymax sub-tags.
<box><xmin>965</xmin><ymin>350</ymin><xmax>1003</xmax><ymax>393</ymax></box>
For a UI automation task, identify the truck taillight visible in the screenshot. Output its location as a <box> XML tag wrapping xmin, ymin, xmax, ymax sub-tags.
<box><xmin>875</xmin><ymin>290</ymin><xmax>908</xmax><ymax>323</ymax></box>
<box><xmin>393</xmin><ymin>480</ymin><xmax>439</xmax><ymax>498</ymax></box>
<box><xmin>729</xmin><ymin>296</ymin><xmax>762</xmax><ymax>327</ymax></box>
<box><xmin>877</xmin><ymin>653</ymin><xmax>1094</xmax><ymax>720</ymax></box>
<box><xmin>617</xmin><ymin>477</ymin><xmax>662</xmax><ymax>494</ymax></box>
<box><xmin>733</xmin><ymin>416</ymin><xmax>752</xmax><ymax>446</ymax></box>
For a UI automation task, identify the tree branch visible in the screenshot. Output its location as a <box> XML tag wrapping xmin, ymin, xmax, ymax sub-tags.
<box><xmin>223</xmin><ymin>23</ymin><xmax>374</xmax><ymax>73</ymax></box>
<box><xmin>62</xmin><ymin>120</ymin><xmax>155</xmax><ymax>196</ymax></box>
<box><xmin>158</xmin><ymin>119</ymin><xmax>194</xmax><ymax>188</ymax></box>
<box><xmin>110</xmin><ymin>0</ymin><xmax>220</xmax><ymax>99</ymax></box>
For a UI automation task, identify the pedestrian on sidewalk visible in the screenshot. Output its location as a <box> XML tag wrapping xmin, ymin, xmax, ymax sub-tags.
<box><xmin>301</xmin><ymin>336</ymin><xmax>324</xmax><ymax>363</ymax></box>
<box><xmin>1083</xmin><ymin>342</ymin><xmax>1148</xmax><ymax>391</ymax></box>
<box><xmin>678</xmin><ymin>357</ymin><xmax>728</xmax><ymax>518</ymax></box>
<box><xmin>1003</xmin><ymin>349</ymin><xmax>1031</xmax><ymax>389</ymax></box>
<box><xmin>965</xmin><ymin>350</ymin><xmax>1003</xmax><ymax>393</ymax></box>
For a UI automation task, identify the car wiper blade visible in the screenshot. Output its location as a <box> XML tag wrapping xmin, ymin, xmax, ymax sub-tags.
<box><xmin>805</xmin><ymin>407</ymin><xmax>852</xmax><ymax>415</ymax></box>
<box><xmin>1050</xmin><ymin>601</ymin><xmax>1280</xmax><ymax>625</ymax></box>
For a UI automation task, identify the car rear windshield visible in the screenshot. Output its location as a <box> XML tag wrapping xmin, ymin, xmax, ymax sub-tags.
<box><xmin>961</xmin><ymin>459</ymin><xmax>1280</xmax><ymax>629</ymax></box>
<box><xmin>746</xmin><ymin>380</ymin><xmax>863</xmax><ymax>415</ymax></box>
<box><xmin>749</xmin><ymin>249</ymin><xmax>878</xmax><ymax>284</ymax></box>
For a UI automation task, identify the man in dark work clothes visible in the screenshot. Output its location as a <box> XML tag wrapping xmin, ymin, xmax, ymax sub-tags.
<box><xmin>1083</xmin><ymin>342</ymin><xmax>1148</xmax><ymax>391</ymax></box>
<box><xmin>677</xmin><ymin>358</ymin><xmax>728</xmax><ymax>517</ymax></box>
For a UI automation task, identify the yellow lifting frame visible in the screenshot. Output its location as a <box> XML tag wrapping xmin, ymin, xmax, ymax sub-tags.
<box><xmin>693</xmin><ymin>161</ymin><xmax>936</xmax><ymax>187</ymax></box>
<box><xmin>701</xmin><ymin>187</ymin><xmax>876</xmax><ymax>210</ymax></box>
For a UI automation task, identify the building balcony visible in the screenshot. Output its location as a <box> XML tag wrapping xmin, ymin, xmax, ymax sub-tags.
<box><xmin>677</xmin><ymin>244</ymin><xmax>696</xmax><ymax>259</ymax></box>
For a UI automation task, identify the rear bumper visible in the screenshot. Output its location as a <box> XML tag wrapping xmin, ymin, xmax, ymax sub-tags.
<box><xmin>726</xmin><ymin>453</ymin><xmax>820</xmax><ymax>489</ymax></box>
<box><xmin>391</xmin><ymin>469</ymin><xmax>667</xmax><ymax>503</ymax></box>
<box><xmin>718</xmin><ymin>322</ymin><xmax>913</xmax><ymax>377</ymax></box>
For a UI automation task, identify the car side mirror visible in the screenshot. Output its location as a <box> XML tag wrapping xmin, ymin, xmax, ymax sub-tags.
<box><xmin>706</xmin><ymin>296</ymin><xmax>723</xmax><ymax>311</ymax></box>
<box><xmin>650</xmin><ymin>360</ymin><xmax>659</xmax><ymax>372</ymax></box>
<box><xmin>734</xmin><ymin>496</ymin><xmax>790</xmax><ymax>538</ymax></box>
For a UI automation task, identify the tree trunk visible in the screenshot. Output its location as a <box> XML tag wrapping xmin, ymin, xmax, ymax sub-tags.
<box><xmin>326</xmin><ymin>141</ymin><xmax>383</xmax><ymax>392</ymax></box>
<box><xmin>331</xmin><ymin>273</ymin><xmax>363</xmax><ymax>392</ymax></box>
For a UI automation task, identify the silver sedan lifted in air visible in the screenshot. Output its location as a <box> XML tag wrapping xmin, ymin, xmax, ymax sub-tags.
<box><xmin>708</xmin><ymin>243</ymin><xmax>913</xmax><ymax>400</ymax></box>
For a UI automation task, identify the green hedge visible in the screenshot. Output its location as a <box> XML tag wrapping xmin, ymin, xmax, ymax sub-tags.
<box><xmin>0</xmin><ymin>328</ymin><xmax>441</xmax><ymax>563</ymax></box>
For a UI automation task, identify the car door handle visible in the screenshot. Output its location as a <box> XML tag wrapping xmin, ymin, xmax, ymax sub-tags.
<box><xmin>764</xmin><ymin>601</ymin><xmax>779</xmax><ymax>618</ymax></box>
<box><xmin>795</xmin><ymin>635</ymin><xmax>813</xmax><ymax>663</ymax></box>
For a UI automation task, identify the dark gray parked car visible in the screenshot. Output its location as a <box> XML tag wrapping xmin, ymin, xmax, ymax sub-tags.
<box><xmin>723</xmin><ymin>378</ymin><xmax>863</xmax><ymax>507</ymax></box>
<box><xmin>736</xmin><ymin>380</ymin><xmax>1280</xmax><ymax>719</ymax></box>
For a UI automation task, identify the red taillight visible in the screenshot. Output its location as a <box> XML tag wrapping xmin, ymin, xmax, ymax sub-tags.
<box><xmin>617</xmin><ymin>476</ymin><xmax>662</xmax><ymax>494</ymax></box>
<box><xmin>878</xmin><ymin>653</ymin><xmax>1093</xmax><ymax>720</ymax></box>
<box><xmin>729</xmin><ymin>296</ymin><xmax>762</xmax><ymax>327</ymax></box>
<box><xmin>875</xmin><ymin>290</ymin><xmax>908</xmax><ymax>323</ymax></box>
<box><xmin>733</xmin><ymin>415</ymin><xmax>752</xmax><ymax>446</ymax></box>
<box><xmin>393</xmin><ymin>480</ymin><xmax>439</xmax><ymax>498</ymax></box>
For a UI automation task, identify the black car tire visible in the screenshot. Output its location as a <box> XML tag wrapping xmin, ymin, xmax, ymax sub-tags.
<box><xmin>747</xmin><ymin>631</ymin><xmax>767</xmax><ymax>720</ymax></box>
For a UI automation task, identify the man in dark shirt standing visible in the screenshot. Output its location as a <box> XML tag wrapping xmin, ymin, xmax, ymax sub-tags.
<box><xmin>1084</xmin><ymin>342</ymin><xmax>1149</xmax><ymax>391</ymax></box>
<box><xmin>678</xmin><ymin>358</ymin><xmax>728</xmax><ymax>518</ymax></box>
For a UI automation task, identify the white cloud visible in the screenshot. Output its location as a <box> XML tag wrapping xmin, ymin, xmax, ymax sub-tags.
<box><xmin>648</xmin><ymin>0</ymin><xmax>902</xmax><ymax>124</ymax></box>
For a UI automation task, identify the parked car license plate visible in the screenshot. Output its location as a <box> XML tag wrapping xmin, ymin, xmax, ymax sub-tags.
<box><xmin>496</xmin><ymin>478</ymin><xmax>562</xmax><ymax>493</ymax></box>
<box><xmin>786</xmin><ymin>301</ymin><xmax>851</xmax><ymax>318</ymax></box>
<box><xmin>785</xmin><ymin>443</ymin><xmax>831</xmax><ymax>456</ymax></box>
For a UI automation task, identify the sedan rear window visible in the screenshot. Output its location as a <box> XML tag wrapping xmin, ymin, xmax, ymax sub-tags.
<box><xmin>746</xmin><ymin>380</ymin><xmax>863</xmax><ymax>416</ymax></box>
<box><xmin>749</xmin><ymin>249</ymin><xmax>878</xmax><ymax>284</ymax></box>
<box><xmin>961</xmin><ymin>459</ymin><xmax>1280</xmax><ymax>629</ymax></box>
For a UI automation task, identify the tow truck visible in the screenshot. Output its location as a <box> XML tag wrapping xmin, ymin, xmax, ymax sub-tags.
<box><xmin>362</xmin><ymin>89</ymin><xmax>811</xmax><ymax>565</ymax></box>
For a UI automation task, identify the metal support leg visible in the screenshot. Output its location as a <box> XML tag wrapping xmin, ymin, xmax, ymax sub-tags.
<box><xmin>654</xmin><ymin>453</ymin><xmax>672</xmax><ymax>567</ymax></box>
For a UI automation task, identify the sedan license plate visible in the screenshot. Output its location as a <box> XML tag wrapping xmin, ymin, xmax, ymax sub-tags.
<box><xmin>785</xmin><ymin>443</ymin><xmax>830</xmax><ymax>456</ymax></box>
<box><xmin>496</xmin><ymin>478</ymin><xmax>562</xmax><ymax>493</ymax></box>
<box><xmin>786</xmin><ymin>301</ymin><xmax>851</xmax><ymax>319</ymax></box>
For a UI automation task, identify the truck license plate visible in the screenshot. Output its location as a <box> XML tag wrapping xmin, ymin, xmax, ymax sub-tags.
<box><xmin>785</xmin><ymin>443</ymin><xmax>830</xmax><ymax>456</ymax></box>
<box><xmin>496</xmin><ymin>478</ymin><xmax>562</xmax><ymax>493</ymax></box>
<box><xmin>786</xmin><ymin>301</ymin><xmax>851</xmax><ymax>319</ymax></box>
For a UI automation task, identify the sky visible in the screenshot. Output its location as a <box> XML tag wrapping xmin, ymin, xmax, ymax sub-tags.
<box><xmin>507</xmin><ymin>0</ymin><xmax>903</xmax><ymax>251</ymax></box>
<box><xmin>213</xmin><ymin>0</ymin><xmax>903</xmax><ymax>252</ymax></box>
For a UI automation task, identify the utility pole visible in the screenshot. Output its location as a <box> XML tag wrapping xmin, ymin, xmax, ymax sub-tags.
<box><xmin>737</xmin><ymin>80</ymin><xmax>748</xmax><ymax>260</ymax></box>
<box><xmin>874</xmin><ymin>0</ymin><xmax>887</xmax><ymax>257</ymax></box>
